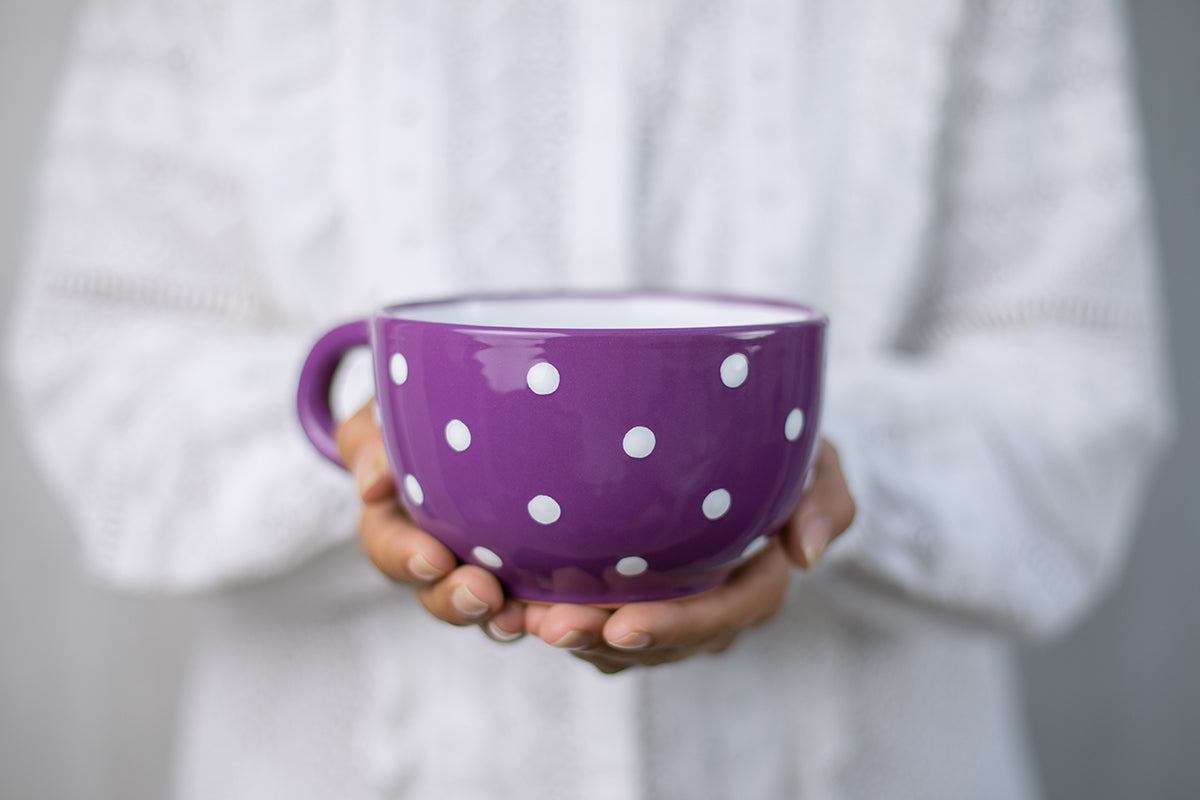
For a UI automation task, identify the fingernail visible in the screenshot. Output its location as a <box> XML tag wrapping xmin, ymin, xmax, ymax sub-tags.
<box><xmin>486</xmin><ymin>620</ymin><xmax>524</xmax><ymax>643</ymax></box>
<box><xmin>407</xmin><ymin>553</ymin><xmax>445</xmax><ymax>582</ymax></box>
<box><xmin>550</xmin><ymin>630</ymin><xmax>592</xmax><ymax>650</ymax></box>
<box><xmin>353</xmin><ymin>444</ymin><xmax>388</xmax><ymax>497</ymax></box>
<box><xmin>608</xmin><ymin>631</ymin><xmax>651</xmax><ymax>651</ymax></box>
<box><xmin>451</xmin><ymin>585</ymin><xmax>490</xmax><ymax>620</ymax></box>
<box><xmin>800</xmin><ymin>515</ymin><xmax>832</xmax><ymax>569</ymax></box>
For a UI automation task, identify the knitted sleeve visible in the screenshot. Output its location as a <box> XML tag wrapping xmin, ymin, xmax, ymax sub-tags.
<box><xmin>4</xmin><ymin>0</ymin><xmax>363</xmax><ymax>593</ymax></box>
<box><xmin>818</xmin><ymin>0</ymin><xmax>1174</xmax><ymax>639</ymax></box>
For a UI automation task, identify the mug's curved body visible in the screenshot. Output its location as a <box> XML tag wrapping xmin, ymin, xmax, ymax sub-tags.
<box><xmin>299</xmin><ymin>291</ymin><xmax>827</xmax><ymax>605</ymax></box>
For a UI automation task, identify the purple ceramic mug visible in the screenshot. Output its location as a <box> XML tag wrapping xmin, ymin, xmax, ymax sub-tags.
<box><xmin>297</xmin><ymin>290</ymin><xmax>827</xmax><ymax>605</ymax></box>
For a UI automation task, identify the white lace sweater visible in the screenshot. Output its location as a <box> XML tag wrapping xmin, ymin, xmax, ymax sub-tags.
<box><xmin>6</xmin><ymin>0</ymin><xmax>1173</xmax><ymax>798</ymax></box>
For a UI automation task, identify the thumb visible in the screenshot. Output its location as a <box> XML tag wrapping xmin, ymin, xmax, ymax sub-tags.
<box><xmin>335</xmin><ymin>401</ymin><xmax>395</xmax><ymax>502</ymax></box>
<box><xmin>783</xmin><ymin>438</ymin><xmax>856</xmax><ymax>569</ymax></box>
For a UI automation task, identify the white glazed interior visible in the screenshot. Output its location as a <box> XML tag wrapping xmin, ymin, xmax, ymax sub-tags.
<box><xmin>385</xmin><ymin>294</ymin><xmax>820</xmax><ymax>330</ymax></box>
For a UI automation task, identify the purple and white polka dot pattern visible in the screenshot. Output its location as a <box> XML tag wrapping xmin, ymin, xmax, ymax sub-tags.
<box><xmin>375</xmin><ymin>344</ymin><xmax>820</xmax><ymax>602</ymax></box>
<box><xmin>444</xmin><ymin>419</ymin><xmax>471</xmax><ymax>452</ymax></box>
<box><xmin>622</xmin><ymin>426</ymin><xmax>656</xmax><ymax>459</ymax></box>
<box><xmin>403</xmin><ymin>474</ymin><xmax>424</xmax><ymax>506</ymax></box>
<box><xmin>307</xmin><ymin>293</ymin><xmax>829</xmax><ymax>605</ymax></box>
<box><xmin>525</xmin><ymin>362</ymin><xmax>560</xmax><ymax>395</ymax></box>
<box><xmin>472</xmin><ymin>546</ymin><xmax>504</xmax><ymax>569</ymax></box>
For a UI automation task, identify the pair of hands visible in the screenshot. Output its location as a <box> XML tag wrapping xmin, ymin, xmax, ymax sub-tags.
<box><xmin>336</xmin><ymin>404</ymin><xmax>855</xmax><ymax>674</ymax></box>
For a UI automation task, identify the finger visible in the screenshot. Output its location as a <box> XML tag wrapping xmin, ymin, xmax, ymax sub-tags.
<box><xmin>570</xmin><ymin>651</ymin><xmax>637</xmax><ymax>675</ymax></box>
<box><xmin>484</xmin><ymin>599</ymin><xmax>527</xmax><ymax>643</ymax></box>
<box><xmin>535</xmin><ymin>603</ymin><xmax>613</xmax><ymax>650</ymax></box>
<box><xmin>417</xmin><ymin>565</ymin><xmax>506</xmax><ymax>626</ymax></box>
<box><xmin>359</xmin><ymin>502</ymin><xmax>457</xmax><ymax>584</ymax></box>
<box><xmin>785</xmin><ymin>439</ymin><xmax>856</xmax><ymax>569</ymax></box>
<box><xmin>335</xmin><ymin>402</ymin><xmax>395</xmax><ymax>502</ymax></box>
<box><xmin>570</xmin><ymin>626</ymin><xmax>739</xmax><ymax>674</ymax></box>
<box><xmin>523</xmin><ymin>602</ymin><xmax>550</xmax><ymax>636</ymax></box>
<box><xmin>601</xmin><ymin>541</ymin><xmax>790</xmax><ymax>651</ymax></box>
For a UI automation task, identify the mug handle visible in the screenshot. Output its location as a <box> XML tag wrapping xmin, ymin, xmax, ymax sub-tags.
<box><xmin>297</xmin><ymin>320</ymin><xmax>372</xmax><ymax>469</ymax></box>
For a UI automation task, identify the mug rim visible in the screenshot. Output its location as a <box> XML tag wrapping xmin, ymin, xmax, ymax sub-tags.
<box><xmin>377</xmin><ymin>289</ymin><xmax>829</xmax><ymax>335</ymax></box>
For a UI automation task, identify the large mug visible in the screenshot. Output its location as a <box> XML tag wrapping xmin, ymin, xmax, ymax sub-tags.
<box><xmin>297</xmin><ymin>290</ymin><xmax>827</xmax><ymax>605</ymax></box>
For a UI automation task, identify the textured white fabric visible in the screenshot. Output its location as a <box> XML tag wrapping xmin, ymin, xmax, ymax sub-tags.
<box><xmin>4</xmin><ymin>0</ymin><xmax>1173</xmax><ymax>798</ymax></box>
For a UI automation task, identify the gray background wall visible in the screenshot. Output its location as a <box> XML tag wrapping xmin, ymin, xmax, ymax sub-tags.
<box><xmin>1019</xmin><ymin>3</ymin><xmax>1200</xmax><ymax>798</ymax></box>
<box><xmin>2</xmin><ymin>2</ymin><xmax>1196</xmax><ymax>798</ymax></box>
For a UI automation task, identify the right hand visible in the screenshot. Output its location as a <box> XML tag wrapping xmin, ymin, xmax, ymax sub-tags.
<box><xmin>335</xmin><ymin>402</ymin><xmax>527</xmax><ymax>641</ymax></box>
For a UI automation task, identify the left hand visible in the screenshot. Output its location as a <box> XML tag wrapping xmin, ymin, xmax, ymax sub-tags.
<box><xmin>525</xmin><ymin>438</ymin><xmax>856</xmax><ymax>674</ymax></box>
<box><xmin>525</xmin><ymin>538</ymin><xmax>791</xmax><ymax>674</ymax></box>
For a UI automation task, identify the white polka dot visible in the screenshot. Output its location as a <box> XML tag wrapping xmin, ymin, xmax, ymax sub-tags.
<box><xmin>445</xmin><ymin>419</ymin><xmax>471</xmax><ymax>452</ymax></box>
<box><xmin>785</xmin><ymin>408</ymin><xmax>805</xmax><ymax>441</ymax></box>
<box><xmin>389</xmin><ymin>353</ymin><xmax>409</xmax><ymax>385</ymax></box>
<box><xmin>741</xmin><ymin>535</ymin><xmax>769</xmax><ymax>559</ymax></box>
<box><xmin>720</xmin><ymin>353</ymin><xmax>749</xmax><ymax>388</ymax></box>
<box><xmin>702</xmin><ymin>488</ymin><xmax>732</xmax><ymax>520</ymax></box>
<box><xmin>472</xmin><ymin>546</ymin><xmax>503</xmax><ymax>569</ymax></box>
<box><xmin>622</xmin><ymin>426</ymin><xmax>656</xmax><ymax>458</ymax></box>
<box><xmin>526</xmin><ymin>362</ymin><xmax>560</xmax><ymax>395</ymax></box>
<box><xmin>528</xmin><ymin>494</ymin><xmax>561</xmax><ymax>525</ymax></box>
<box><xmin>403</xmin><ymin>474</ymin><xmax>424</xmax><ymax>506</ymax></box>
<box><xmin>616</xmin><ymin>556</ymin><xmax>648</xmax><ymax>576</ymax></box>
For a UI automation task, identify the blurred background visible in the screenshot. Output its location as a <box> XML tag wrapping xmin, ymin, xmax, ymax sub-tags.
<box><xmin>2</xmin><ymin>2</ymin><xmax>1196</xmax><ymax>798</ymax></box>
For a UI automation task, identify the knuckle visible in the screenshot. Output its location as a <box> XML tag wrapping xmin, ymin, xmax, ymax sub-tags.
<box><xmin>843</xmin><ymin>494</ymin><xmax>857</xmax><ymax>531</ymax></box>
<box><xmin>756</xmin><ymin>596</ymin><xmax>785</xmax><ymax>625</ymax></box>
<box><xmin>358</xmin><ymin>517</ymin><xmax>387</xmax><ymax>569</ymax></box>
<box><xmin>596</xmin><ymin>662</ymin><xmax>630</xmax><ymax>675</ymax></box>
<box><xmin>710</xmin><ymin>634</ymin><xmax>739</xmax><ymax>654</ymax></box>
<box><xmin>757</xmin><ymin>577</ymin><xmax>790</xmax><ymax>624</ymax></box>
